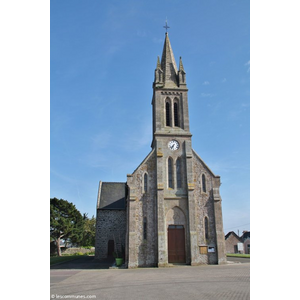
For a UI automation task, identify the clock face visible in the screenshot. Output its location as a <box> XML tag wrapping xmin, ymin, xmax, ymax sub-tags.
<box><xmin>168</xmin><ymin>140</ymin><xmax>180</xmax><ymax>151</ymax></box>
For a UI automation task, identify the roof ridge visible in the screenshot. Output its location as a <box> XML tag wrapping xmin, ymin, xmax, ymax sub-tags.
<box><xmin>101</xmin><ymin>182</ymin><xmax>126</xmax><ymax>184</ymax></box>
<box><xmin>192</xmin><ymin>149</ymin><xmax>218</xmax><ymax>177</ymax></box>
<box><xmin>131</xmin><ymin>149</ymin><xmax>155</xmax><ymax>175</ymax></box>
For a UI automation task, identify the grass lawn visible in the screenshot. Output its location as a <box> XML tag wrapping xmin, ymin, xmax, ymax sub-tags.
<box><xmin>50</xmin><ymin>255</ymin><xmax>82</xmax><ymax>266</ymax></box>
<box><xmin>226</xmin><ymin>253</ymin><xmax>250</xmax><ymax>258</ymax></box>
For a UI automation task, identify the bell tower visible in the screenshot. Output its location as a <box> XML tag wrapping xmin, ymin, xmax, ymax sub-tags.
<box><xmin>152</xmin><ymin>32</ymin><xmax>191</xmax><ymax>148</ymax></box>
<box><xmin>151</xmin><ymin>32</ymin><xmax>200</xmax><ymax>266</ymax></box>
<box><xmin>125</xmin><ymin>28</ymin><xmax>227</xmax><ymax>268</ymax></box>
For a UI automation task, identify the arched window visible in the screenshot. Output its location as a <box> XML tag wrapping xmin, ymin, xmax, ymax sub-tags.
<box><xmin>174</xmin><ymin>102</ymin><xmax>179</xmax><ymax>127</ymax></box>
<box><xmin>205</xmin><ymin>217</ymin><xmax>209</xmax><ymax>240</ymax></box>
<box><xmin>176</xmin><ymin>157</ymin><xmax>182</xmax><ymax>188</ymax></box>
<box><xmin>144</xmin><ymin>173</ymin><xmax>148</xmax><ymax>193</ymax></box>
<box><xmin>202</xmin><ymin>174</ymin><xmax>206</xmax><ymax>193</ymax></box>
<box><xmin>143</xmin><ymin>217</ymin><xmax>147</xmax><ymax>240</ymax></box>
<box><xmin>168</xmin><ymin>157</ymin><xmax>173</xmax><ymax>188</ymax></box>
<box><xmin>166</xmin><ymin>101</ymin><xmax>171</xmax><ymax>126</ymax></box>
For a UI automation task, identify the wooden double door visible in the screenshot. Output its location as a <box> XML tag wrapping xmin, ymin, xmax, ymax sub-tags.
<box><xmin>168</xmin><ymin>225</ymin><xmax>186</xmax><ymax>263</ymax></box>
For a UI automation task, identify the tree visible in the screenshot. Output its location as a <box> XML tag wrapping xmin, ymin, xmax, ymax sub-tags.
<box><xmin>50</xmin><ymin>198</ymin><xmax>84</xmax><ymax>256</ymax></box>
<box><xmin>81</xmin><ymin>214</ymin><xmax>96</xmax><ymax>247</ymax></box>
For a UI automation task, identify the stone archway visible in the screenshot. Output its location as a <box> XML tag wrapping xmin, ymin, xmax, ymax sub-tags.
<box><xmin>166</xmin><ymin>207</ymin><xmax>186</xmax><ymax>263</ymax></box>
<box><xmin>166</xmin><ymin>206</ymin><xmax>186</xmax><ymax>226</ymax></box>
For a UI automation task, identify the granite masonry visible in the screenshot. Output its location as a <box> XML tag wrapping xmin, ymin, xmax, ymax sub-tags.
<box><xmin>95</xmin><ymin>32</ymin><xmax>227</xmax><ymax>267</ymax></box>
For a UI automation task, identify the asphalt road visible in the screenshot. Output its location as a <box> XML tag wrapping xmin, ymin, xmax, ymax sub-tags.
<box><xmin>50</xmin><ymin>257</ymin><xmax>250</xmax><ymax>300</ymax></box>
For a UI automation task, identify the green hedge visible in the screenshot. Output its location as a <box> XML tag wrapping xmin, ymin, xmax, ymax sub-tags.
<box><xmin>50</xmin><ymin>255</ymin><xmax>81</xmax><ymax>265</ymax></box>
<box><xmin>226</xmin><ymin>253</ymin><xmax>250</xmax><ymax>258</ymax></box>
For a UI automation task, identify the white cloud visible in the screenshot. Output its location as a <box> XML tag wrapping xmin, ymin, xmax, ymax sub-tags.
<box><xmin>122</xmin><ymin>123</ymin><xmax>152</xmax><ymax>151</ymax></box>
<box><xmin>51</xmin><ymin>169</ymin><xmax>78</xmax><ymax>185</ymax></box>
<box><xmin>203</xmin><ymin>81</ymin><xmax>210</xmax><ymax>85</ymax></box>
<box><xmin>152</xmin><ymin>37</ymin><xmax>163</xmax><ymax>44</ymax></box>
<box><xmin>221</xmin><ymin>78</ymin><xmax>227</xmax><ymax>83</ymax></box>
<box><xmin>245</xmin><ymin>60</ymin><xmax>250</xmax><ymax>72</ymax></box>
<box><xmin>200</xmin><ymin>93</ymin><xmax>215</xmax><ymax>98</ymax></box>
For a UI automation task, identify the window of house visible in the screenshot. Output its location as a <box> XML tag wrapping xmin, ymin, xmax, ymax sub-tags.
<box><xmin>169</xmin><ymin>225</ymin><xmax>184</xmax><ymax>229</ymax></box>
<box><xmin>176</xmin><ymin>157</ymin><xmax>182</xmax><ymax>188</ymax></box>
<box><xmin>174</xmin><ymin>102</ymin><xmax>179</xmax><ymax>127</ymax></box>
<box><xmin>202</xmin><ymin>174</ymin><xmax>206</xmax><ymax>193</ymax></box>
<box><xmin>144</xmin><ymin>173</ymin><xmax>148</xmax><ymax>193</ymax></box>
<box><xmin>166</xmin><ymin>101</ymin><xmax>171</xmax><ymax>126</ymax></box>
<box><xmin>168</xmin><ymin>157</ymin><xmax>173</xmax><ymax>188</ymax></box>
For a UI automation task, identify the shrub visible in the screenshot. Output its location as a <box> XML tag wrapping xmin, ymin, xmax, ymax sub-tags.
<box><xmin>82</xmin><ymin>246</ymin><xmax>92</xmax><ymax>249</ymax></box>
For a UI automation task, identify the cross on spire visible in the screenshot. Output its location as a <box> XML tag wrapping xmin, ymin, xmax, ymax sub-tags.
<box><xmin>163</xmin><ymin>19</ymin><xmax>170</xmax><ymax>33</ymax></box>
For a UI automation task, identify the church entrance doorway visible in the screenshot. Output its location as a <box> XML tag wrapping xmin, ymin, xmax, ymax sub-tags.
<box><xmin>168</xmin><ymin>225</ymin><xmax>186</xmax><ymax>263</ymax></box>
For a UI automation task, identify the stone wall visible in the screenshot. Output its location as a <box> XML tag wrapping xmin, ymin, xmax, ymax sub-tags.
<box><xmin>191</xmin><ymin>151</ymin><xmax>217</xmax><ymax>264</ymax></box>
<box><xmin>127</xmin><ymin>150</ymin><xmax>158</xmax><ymax>268</ymax></box>
<box><xmin>127</xmin><ymin>141</ymin><xmax>226</xmax><ymax>266</ymax></box>
<box><xmin>95</xmin><ymin>209</ymin><xmax>127</xmax><ymax>260</ymax></box>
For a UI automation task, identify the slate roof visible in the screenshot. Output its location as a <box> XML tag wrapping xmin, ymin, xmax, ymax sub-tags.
<box><xmin>241</xmin><ymin>231</ymin><xmax>250</xmax><ymax>241</ymax></box>
<box><xmin>225</xmin><ymin>231</ymin><xmax>243</xmax><ymax>242</ymax></box>
<box><xmin>97</xmin><ymin>182</ymin><xmax>127</xmax><ymax>210</ymax></box>
<box><xmin>225</xmin><ymin>231</ymin><xmax>250</xmax><ymax>242</ymax></box>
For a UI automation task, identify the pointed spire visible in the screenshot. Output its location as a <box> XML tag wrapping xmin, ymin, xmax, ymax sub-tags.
<box><xmin>156</xmin><ymin>56</ymin><xmax>162</xmax><ymax>69</ymax></box>
<box><xmin>178</xmin><ymin>56</ymin><xmax>186</xmax><ymax>87</ymax></box>
<box><xmin>153</xmin><ymin>30</ymin><xmax>187</xmax><ymax>89</ymax></box>
<box><xmin>179</xmin><ymin>56</ymin><xmax>185</xmax><ymax>72</ymax></box>
<box><xmin>160</xmin><ymin>33</ymin><xmax>178</xmax><ymax>88</ymax></box>
<box><xmin>154</xmin><ymin>55</ymin><xmax>163</xmax><ymax>85</ymax></box>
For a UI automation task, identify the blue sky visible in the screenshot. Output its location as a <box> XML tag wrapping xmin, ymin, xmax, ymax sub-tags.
<box><xmin>50</xmin><ymin>0</ymin><xmax>250</xmax><ymax>234</ymax></box>
<box><xmin>4</xmin><ymin>0</ymin><xmax>300</xmax><ymax>296</ymax></box>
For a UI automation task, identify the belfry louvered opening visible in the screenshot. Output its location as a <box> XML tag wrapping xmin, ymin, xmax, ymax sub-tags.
<box><xmin>166</xmin><ymin>101</ymin><xmax>171</xmax><ymax>126</ymax></box>
<box><xmin>174</xmin><ymin>102</ymin><xmax>179</xmax><ymax>127</ymax></box>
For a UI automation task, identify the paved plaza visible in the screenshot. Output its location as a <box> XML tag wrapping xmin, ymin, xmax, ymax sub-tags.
<box><xmin>51</xmin><ymin>261</ymin><xmax>250</xmax><ymax>300</ymax></box>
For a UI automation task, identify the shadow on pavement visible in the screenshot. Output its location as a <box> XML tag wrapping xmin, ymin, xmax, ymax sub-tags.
<box><xmin>50</xmin><ymin>256</ymin><xmax>115</xmax><ymax>270</ymax></box>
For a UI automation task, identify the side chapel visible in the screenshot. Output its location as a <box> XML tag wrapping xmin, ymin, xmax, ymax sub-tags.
<box><xmin>95</xmin><ymin>31</ymin><xmax>227</xmax><ymax>267</ymax></box>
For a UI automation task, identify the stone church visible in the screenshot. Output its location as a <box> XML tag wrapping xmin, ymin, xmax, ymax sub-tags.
<box><xmin>95</xmin><ymin>32</ymin><xmax>227</xmax><ymax>267</ymax></box>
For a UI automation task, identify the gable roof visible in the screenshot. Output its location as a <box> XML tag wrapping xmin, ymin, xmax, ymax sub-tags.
<box><xmin>192</xmin><ymin>149</ymin><xmax>218</xmax><ymax>177</ymax></box>
<box><xmin>97</xmin><ymin>182</ymin><xmax>127</xmax><ymax>210</ymax></box>
<box><xmin>241</xmin><ymin>231</ymin><xmax>250</xmax><ymax>240</ymax></box>
<box><xmin>131</xmin><ymin>149</ymin><xmax>155</xmax><ymax>175</ymax></box>
<box><xmin>225</xmin><ymin>231</ymin><xmax>243</xmax><ymax>242</ymax></box>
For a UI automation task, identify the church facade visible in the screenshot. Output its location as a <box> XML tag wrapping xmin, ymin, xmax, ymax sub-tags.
<box><xmin>95</xmin><ymin>32</ymin><xmax>227</xmax><ymax>267</ymax></box>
